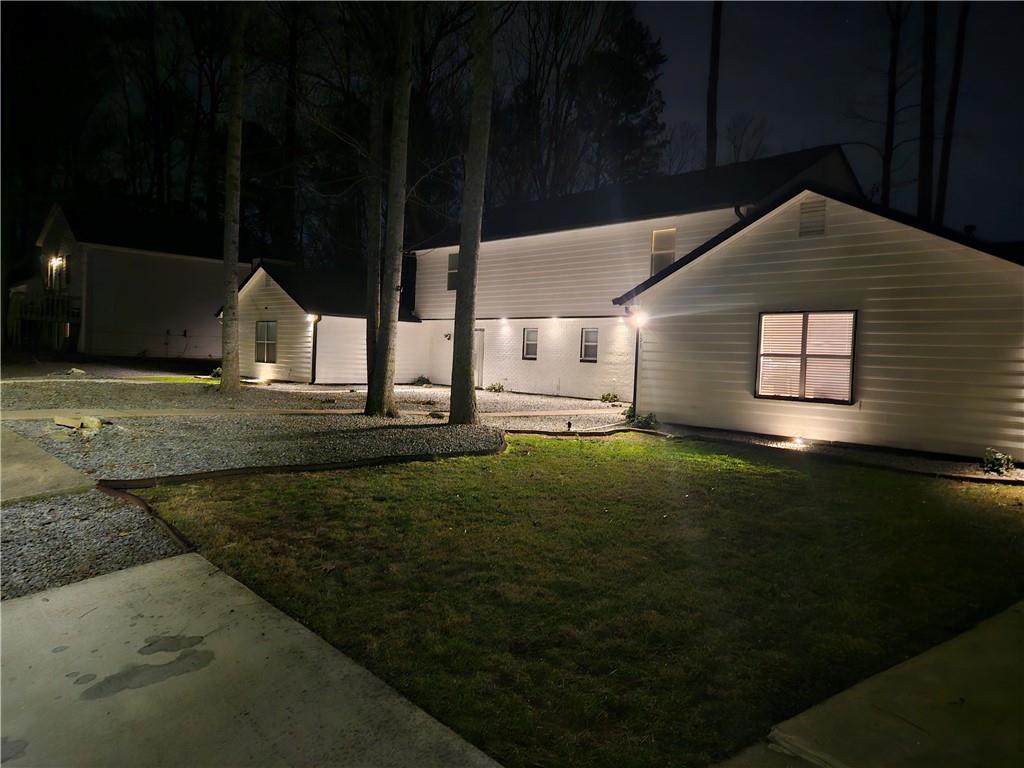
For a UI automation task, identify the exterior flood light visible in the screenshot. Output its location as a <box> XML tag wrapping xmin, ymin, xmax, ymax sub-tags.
<box><xmin>306</xmin><ymin>314</ymin><xmax>318</xmax><ymax>323</ymax></box>
<box><xmin>634</xmin><ymin>311</ymin><xmax>649</xmax><ymax>328</ymax></box>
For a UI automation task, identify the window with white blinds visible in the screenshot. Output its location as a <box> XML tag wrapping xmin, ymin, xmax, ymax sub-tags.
<box><xmin>756</xmin><ymin>311</ymin><xmax>855</xmax><ymax>403</ymax></box>
<box><xmin>650</xmin><ymin>228</ymin><xmax>677</xmax><ymax>275</ymax></box>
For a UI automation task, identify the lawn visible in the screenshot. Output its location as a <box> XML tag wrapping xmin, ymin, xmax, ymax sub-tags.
<box><xmin>127</xmin><ymin>375</ymin><xmax>217</xmax><ymax>384</ymax></box>
<box><xmin>141</xmin><ymin>434</ymin><xmax>1024</xmax><ymax>767</ymax></box>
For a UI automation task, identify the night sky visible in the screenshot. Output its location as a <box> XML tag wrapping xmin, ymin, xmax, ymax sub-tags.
<box><xmin>637</xmin><ymin>1</ymin><xmax>1024</xmax><ymax>241</ymax></box>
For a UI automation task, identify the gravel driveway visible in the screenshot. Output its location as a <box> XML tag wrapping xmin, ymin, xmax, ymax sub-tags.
<box><xmin>1</xmin><ymin>490</ymin><xmax>183</xmax><ymax>600</ymax></box>
<box><xmin>4</xmin><ymin>416</ymin><xmax>505</xmax><ymax>480</ymax></box>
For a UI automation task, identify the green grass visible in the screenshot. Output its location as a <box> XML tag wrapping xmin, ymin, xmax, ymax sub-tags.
<box><xmin>141</xmin><ymin>434</ymin><xmax>1024</xmax><ymax>767</ymax></box>
<box><xmin>126</xmin><ymin>375</ymin><xmax>217</xmax><ymax>384</ymax></box>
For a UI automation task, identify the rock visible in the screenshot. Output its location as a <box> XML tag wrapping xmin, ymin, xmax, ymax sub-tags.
<box><xmin>67</xmin><ymin>368</ymin><xmax>87</xmax><ymax>376</ymax></box>
<box><xmin>52</xmin><ymin>415</ymin><xmax>104</xmax><ymax>431</ymax></box>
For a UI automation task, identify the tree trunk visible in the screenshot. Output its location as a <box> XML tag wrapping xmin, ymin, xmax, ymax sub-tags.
<box><xmin>365</xmin><ymin>6</ymin><xmax>413</xmax><ymax>418</ymax></box>
<box><xmin>279</xmin><ymin>4</ymin><xmax>300</xmax><ymax>262</ymax></box>
<box><xmin>148</xmin><ymin>4</ymin><xmax>167</xmax><ymax>205</ymax></box>
<box><xmin>935</xmin><ymin>1</ymin><xmax>969</xmax><ymax>226</ymax></box>
<box><xmin>705</xmin><ymin>1</ymin><xmax>722</xmax><ymax>169</ymax></box>
<box><xmin>449</xmin><ymin>3</ymin><xmax>495</xmax><ymax>426</ymax></box>
<box><xmin>220</xmin><ymin>7</ymin><xmax>248</xmax><ymax>395</ymax></box>
<box><xmin>917</xmin><ymin>1</ymin><xmax>937</xmax><ymax>221</ymax></box>
<box><xmin>881</xmin><ymin>2</ymin><xmax>908</xmax><ymax>208</ymax></box>
<box><xmin>364</xmin><ymin>83</ymin><xmax>383</xmax><ymax>388</ymax></box>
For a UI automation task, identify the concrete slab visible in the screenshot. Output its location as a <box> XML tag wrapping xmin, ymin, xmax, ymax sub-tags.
<box><xmin>0</xmin><ymin>427</ymin><xmax>92</xmax><ymax>502</ymax></box>
<box><xmin>1</xmin><ymin>553</ymin><xmax>500</xmax><ymax>768</ymax></box>
<box><xmin>768</xmin><ymin>602</ymin><xmax>1024</xmax><ymax>768</ymax></box>
<box><xmin>716</xmin><ymin>743</ymin><xmax>815</xmax><ymax>768</ymax></box>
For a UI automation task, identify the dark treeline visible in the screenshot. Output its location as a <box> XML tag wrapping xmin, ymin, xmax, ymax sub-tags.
<box><xmin>2</xmin><ymin>1</ymin><xmax>669</xmax><ymax>283</ymax></box>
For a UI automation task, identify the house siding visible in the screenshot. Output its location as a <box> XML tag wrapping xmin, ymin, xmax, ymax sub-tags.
<box><xmin>238</xmin><ymin>270</ymin><xmax>312</xmax><ymax>382</ymax></box>
<box><xmin>414</xmin><ymin>208</ymin><xmax>739</xmax><ymax>320</ymax></box>
<box><xmin>630</xmin><ymin>192</ymin><xmax>1024</xmax><ymax>457</ymax></box>
<box><xmin>82</xmin><ymin>246</ymin><xmax>246</xmax><ymax>359</ymax></box>
<box><xmin>421</xmin><ymin>316</ymin><xmax>635</xmax><ymax>400</ymax></box>
<box><xmin>314</xmin><ymin>316</ymin><xmax>430</xmax><ymax>384</ymax></box>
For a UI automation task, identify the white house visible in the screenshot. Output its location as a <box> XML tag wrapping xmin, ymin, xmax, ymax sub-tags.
<box><xmin>612</xmin><ymin>186</ymin><xmax>1024</xmax><ymax>458</ymax></box>
<box><xmin>242</xmin><ymin>146</ymin><xmax>861</xmax><ymax>396</ymax></box>
<box><xmin>12</xmin><ymin>202</ymin><xmax>254</xmax><ymax>358</ymax></box>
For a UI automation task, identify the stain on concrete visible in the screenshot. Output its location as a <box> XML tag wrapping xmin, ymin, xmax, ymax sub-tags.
<box><xmin>74</xmin><ymin>674</ymin><xmax>96</xmax><ymax>686</ymax></box>
<box><xmin>79</xmin><ymin>649</ymin><xmax>214</xmax><ymax>701</ymax></box>
<box><xmin>50</xmin><ymin>646</ymin><xmax>67</xmax><ymax>654</ymax></box>
<box><xmin>64</xmin><ymin>673</ymin><xmax>78</xmax><ymax>679</ymax></box>
<box><xmin>1</xmin><ymin>736</ymin><xmax>28</xmax><ymax>763</ymax></box>
<box><xmin>138</xmin><ymin>635</ymin><xmax>204</xmax><ymax>656</ymax></box>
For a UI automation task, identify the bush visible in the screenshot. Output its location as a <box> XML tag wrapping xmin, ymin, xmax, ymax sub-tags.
<box><xmin>600</xmin><ymin>392</ymin><xmax>620</xmax><ymax>403</ymax></box>
<box><xmin>412</xmin><ymin>375</ymin><xmax>431</xmax><ymax>386</ymax></box>
<box><xmin>485</xmin><ymin>382</ymin><xmax>505</xmax><ymax>392</ymax></box>
<box><xmin>981</xmin><ymin>448</ymin><xmax>1016</xmax><ymax>475</ymax></box>
<box><xmin>624</xmin><ymin>404</ymin><xmax>657</xmax><ymax>429</ymax></box>
<box><xmin>211</xmin><ymin>366</ymin><xmax>222</xmax><ymax>378</ymax></box>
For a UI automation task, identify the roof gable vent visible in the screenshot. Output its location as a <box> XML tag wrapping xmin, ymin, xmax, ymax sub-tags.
<box><xmin>798</xmin><ymin>198</ymin><xmax>827</xmax><ymax>237</ymax></box>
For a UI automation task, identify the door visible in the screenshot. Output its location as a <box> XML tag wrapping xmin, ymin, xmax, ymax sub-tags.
<box><xmin>474</xmin><ymin>328</ymin><xmax>485</xmax><ymax>388</ymax></box>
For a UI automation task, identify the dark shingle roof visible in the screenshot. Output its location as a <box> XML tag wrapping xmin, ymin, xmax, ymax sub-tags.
<box><xmin>413</xmin><ymin>146</ymin><xmax>856</xmax><ymax>250</ymax></box>
<box><xmin>251</xmin><ymin>262</ymin><xmax>419</xmax><ymax>322</ymax></box>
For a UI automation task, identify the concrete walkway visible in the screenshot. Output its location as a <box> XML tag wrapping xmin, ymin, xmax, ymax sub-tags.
<box><xmin>0</xmin><ymin>428</ymin><xmax>92</xmax><ymax>502</ymax></box>
<box><xmin>719</xmin><ymin>602</ymin><xmax>1024</xmax><ymax>767</ymax></box>
<box><xmin>1</xmin><ymin>553</ymin><xmax>500</xmax><ymax>768</ymax></box>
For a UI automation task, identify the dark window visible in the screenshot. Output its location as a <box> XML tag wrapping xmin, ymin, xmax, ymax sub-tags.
<box><xmin>580</xmin><ymin>328</ymin><xmax>598</xmax><ymax>362</ymax></box>
<box><xmin>447</xmin><ymin>253</ymin><xmax>459</xmax><ymax>291</ymax></box>
<box><xmin>256</xmin><ymin>320</ymin><xmax>277</xmax><ymax>363</ymax></box>
<box><xmin>522</xmin><ymin>328</ymin><xmax>538</xmax><ymax>360</ymax></box>
<box><xmin>756</xmin><ymin>311</ymin><xmax>855</xmax><ymax>403</ymax></box>
<box><xmin>651</xmin><ymin>228</ymin><xmax>676</xmax><ymax>275</ymax></box>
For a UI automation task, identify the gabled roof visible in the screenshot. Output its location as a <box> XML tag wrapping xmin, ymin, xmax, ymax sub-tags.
<box><xmin>413</xmin><ymin>145</ymin><xmax>858</xmax><ymax>250</ymax></box>
<box><xmin>44</xmin><ymin>200</ymin><xmax>271</xmax><ymax>262</ymax></box>
<box><xmin>240</xmin><ymin>262</ymin><xmax>420</xmax><ymax>322</ymax></box>
<box><xmin>612</xmin><ymin>184</ymin><xmax>1024</xmax><ymax>306</ymax></box>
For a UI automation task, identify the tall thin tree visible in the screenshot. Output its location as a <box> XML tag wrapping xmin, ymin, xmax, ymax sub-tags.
<box><xmin>917</xmin><ymin>1</ymin><xmax>937</xmax><ymax>221</ymax></box>
<box><xmin>219</xmin><ymin>7</ymin><xmax>248</xmax><ymax>394</ymax></box>
<box><xmin>935</xmin><ymin>1</ymin><xmax>969</xmax><ymax>226</ymax></box>
<box><xmin>363</xmin><ymin>83</ymin><xmax>384</xmax><ymax>387</ymax></box>
<box><xmin>880</xmin><ymin>1</ymin><xmax>910</xmax><ymax>208</ymax></box>
<box><xmin>705</xmin><ymin>0</ymin><xmax>722</xmax><ymax>169</ymax></box>
<box><xmin>449</xmin><ymin>2</ymin><xmax>495</xmax><ymax>426</ymax></box>
<box><xmin>365</xmin><ymin>5</ymin><xmax>413</xmax><ymax>417</ymax></box>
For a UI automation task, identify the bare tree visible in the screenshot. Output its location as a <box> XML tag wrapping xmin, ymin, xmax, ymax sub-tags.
<box><xmin>705</xmin><ymin>0</ymin><xmax>722</xmax><ymax>169</ymax></box>
<box><xmin>724</xmin><ymin>112</ymin><xmax>769</xmax><ymax>163</ymax></box>
<box><xmin>880</xmin><ymin>1</ymin><xmax>911</xmax><ymax>207</ymax></box>
<box><xmin>363</xmin><ymin>83</ymin><xmax>383</xmax><ymax>387</ymax></box>
<box><xmin>449</xmin><ymin>3</ymin><xmax>494</xmax><ymax>426</ymax></box>
<box><xmin>935</xmin><ymin>1</ymin><xmax>969</xmax><ymax>226</ymax></box>
<box><xmin>664</xmin><ymin>121</ymin><xmax>702</xmax><ymax>174</ymax></box>
<box><xmin>918</xmin><ymin>1</ymin><xmax>937</xmax><ymax>221</ymax></box>
<box><xmin>219</xmin><ymin>6</ymin><xmax>248</xmax><ymax>394</ymax></box>
<box><xmin>365</xmin><ymin>5</ymin><xmax>412</xmax><ymax>418</ymax></box>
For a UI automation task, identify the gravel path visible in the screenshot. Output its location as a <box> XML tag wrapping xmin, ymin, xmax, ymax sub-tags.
<box><xmin>0</xmin><ymin>380</ymin><xmax>622</xmax><ymax>415</ymax></box>
<box><xmin>1</xmin><ymin>490</ymin><xmax>183</xmax><ymax>600</ymax></box>
<box><xmin>482</xmin><ymin>413</ymin><xmax>628</xmax><ymax>432</ymax></box>
<box><xmin>4</xmin><ymin>416</ymin><xmax>505</xmax><ymax>480</ymax></box>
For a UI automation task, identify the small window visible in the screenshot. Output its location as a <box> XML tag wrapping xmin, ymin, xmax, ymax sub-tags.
<box><xmin>756</xmin><ymin>311</ymin><xmax>855</xmax><ymax>403</ymax></box>
<box><xmin>446</xmin><ymin>253</ymin><xmax>459</xmax><ymax>291</ymax></box>
<box><xmin>798</xmin><ymin>198</ymin><xmax>827</xmax><ymax>237</ymax></box>
<box><xmin>580</xmin><ymin>328</ymin><xmax>598</xmax><ymax>362</ymax></box>
<box><xmin>255</xmin><ymin>320</ymin><xmax>277</xmax><ymax>363</ymax></box>
<box><xmin>522</xmin><ymin>328</ymin><xmax>538</xmax><ymax>360</ymax></box>
<box><xmin>651</xmin><ymin>228</ymin><xmax>676</xmax><ymax>275</ymax></box>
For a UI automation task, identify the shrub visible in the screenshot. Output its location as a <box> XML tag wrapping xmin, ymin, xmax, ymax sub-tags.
<box><xmin>485</xmin><ymin>382</ymin><xmax>505</xmax><ymax>392</ymax></box>
<box><xmin>600</xmin><ymin>392</ymin><xmax>620</xmax><ymax>403</ymax></box>
<box><xmin>412</xmin><ymin>375</ymin><xmax>431</xmax><ymax>386</ymax></box>
<box><xmin>981</xmin><ymin>448</ymin><xmax>1016</xmax><ymax>475</ymax></box>
<box><xmin>624</xmin><ymin>404</ymin><xmax>657</xmax><ymax>429</ymax></box>
<box><xmin>624</xmin><ymin>404</ymin><xmax>635</xmax><ymax>421</ymax></box>
<box><xmin>211</xmin><ymin>366</ymin><xmax>222</xmax><ymax>378</ymax></box>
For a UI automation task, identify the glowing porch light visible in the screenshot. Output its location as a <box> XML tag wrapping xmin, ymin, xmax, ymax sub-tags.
<box><xmin>633</xmin><ymin>311</ymin><xmax>649</xmax><ymax>328</ymax></box>
<box><xmin>500</xmin><ymin>317</ymin><xmax>509</xmax><ymax>325</ymax></box>
<box><xmin>49</xmin><ymin>255</ymin><xmax>65</xmax><ymax>269</ymax></box>
<box><xmin>306</xmin><ymin>314</ymin><xmax>319</xmax><ymax>323</ymax></box>
<box><xmin>618</xmin><ymin>317</ymin><xmax>624</xmax><ymax>324</ymax></box>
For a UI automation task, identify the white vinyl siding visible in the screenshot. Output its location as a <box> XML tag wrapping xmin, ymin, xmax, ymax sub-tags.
<box><xmin>581</xmin><ymin>328</ymin><xmax>598</xmax><ymax>362</ymax></box>
<box><xmin>757</xmin><ymin>311</ymin><xmax>854</xmax><ymax>403</ymax></box>
<box><xmin>414</xmin><ymin>208</ymin><xmax>738</xmax><ymax>319</ymax></box>
<box><xmin>632</xmin><ymin>192</ymin><xmax>1024</xmax><ymax>457</ymax></box>
<box><xmin>651</xmin><ymin>228</ymin><xmax>677</xmax><ymax>275</ymax></box>
<box><xmin>237</xmin><ymin>270</ymin><xmax>312</xmax><ymax>382</ymax></box>
<box><xmin>522</xmin><ymin>328</ymin><xmax>538</xmax><ymax>360</ymax></box>
<box><xmin>313</xmin><ymin>315</ymin><xmax>430</xmax><ymax>384</ymax></box>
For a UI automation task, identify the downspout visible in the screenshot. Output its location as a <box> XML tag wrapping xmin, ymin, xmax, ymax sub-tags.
<box><xmin>309</xmin><ymin>314</ymin><xmax>321</xmax><ymax>384</ymax></box>
<box><xmin>79</xmin><ymin>246</ymin><xmax>89</xmax><ymax>354</ymax></box>
<box><xmin>627</xmin><ymin>306</ymin><xmax>641</xmax><ymax>409</ymax></box>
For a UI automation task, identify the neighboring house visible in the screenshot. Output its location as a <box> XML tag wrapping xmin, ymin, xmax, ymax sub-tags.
<box><xmin>612</xmin><ymin>186</ymin><xmax>1024</xmax><ymax>458</ymax></box>
<box><xmin>236</xmin><ymin>261</ymin><xmax>424</xmax><ymax>384</ymax></box>
<box><xmin>11</xmin><ymin>202</ymin><xmax>255</xmax><ymax>358</ymax></box>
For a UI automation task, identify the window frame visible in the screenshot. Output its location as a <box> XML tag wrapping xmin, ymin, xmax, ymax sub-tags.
<box><xmin>522</xmin><ymin>327</ymin><xmax>538</xmax><ymax>360</ymax></box>
<box><xmin>580</xmin><ymin>327</ymin><xmax>599</xmax><ymax>363</ymax></box>
<box><xmin>446</xmin><ymin>252</ymin><xmax>459</xmax><ymax>291</ymax></box>
<box><xmin>650</xmin><ymin>228</ymin><xmax>677</xmax><ymax>276</ymax></box>
<box><xmin>255</xmin><ymin>320</ymin><xmax>278</xmax><ymax>364</ymax></box>
<box><xmin>754</xmin><ymin>310</ymin><xmax>857</xmax><ymax>405</ymax></box>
